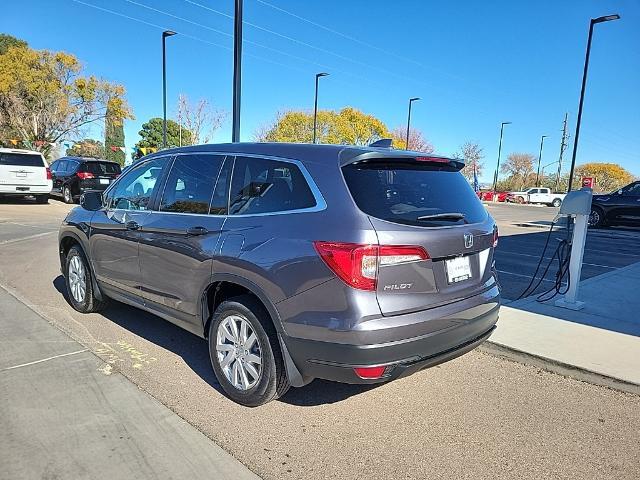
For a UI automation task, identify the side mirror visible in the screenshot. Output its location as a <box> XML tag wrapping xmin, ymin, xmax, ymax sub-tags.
<box><xmin>80</xmin><ymin>190</ymin><xmax>104</xmax><ymax>211</ymax></box>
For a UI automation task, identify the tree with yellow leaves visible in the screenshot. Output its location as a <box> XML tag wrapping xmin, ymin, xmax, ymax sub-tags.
<box><xmin>0</xmin><ymin>39</ymin><xmax>132</xmax><ymax>158</ymax></box>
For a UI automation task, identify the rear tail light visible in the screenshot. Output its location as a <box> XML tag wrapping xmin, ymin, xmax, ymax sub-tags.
<box><xmin>46</xmin><ymin>167</ymin><xmax>52</xmax><ymax>180</ymax></box>
<box><xmin>77</xmin><ymin>171</ymin><xmax>94</xmax><ymax>179</ymax></box>
<box><xmin>415</xmin><ymin>156</ymin><xmax>450</xmax><ymax>163</ymax></box>
<box><xmin>353</xmin><ymin>366</ymin><xmax>387</xmax><ymax>379</ymax></box>
<box><xmin>313</xmin><ymin>242</ymin><xmax>429</xmax><ymax>291</ymax></box>
<box><xmin>493</xmin><ymin>226</ymin><xmax>499</xmax><ymax>248</ymax></box>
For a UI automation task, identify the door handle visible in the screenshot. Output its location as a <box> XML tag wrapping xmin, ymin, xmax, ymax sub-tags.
<box><xmin>186</xmin><ymin>226</ymin><xmax>209</xmax><ymax>236</ymax></box>
<box><xmin>125</xmin><ymin>220</ymin><xmax>140</xmax><ymax>231</ymax></box>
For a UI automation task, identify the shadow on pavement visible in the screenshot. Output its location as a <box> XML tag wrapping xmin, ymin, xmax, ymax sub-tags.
<box><xmin>53</xmin><ymin>275</ymin><xmax>375</xmax><ymax>406</ymax></box>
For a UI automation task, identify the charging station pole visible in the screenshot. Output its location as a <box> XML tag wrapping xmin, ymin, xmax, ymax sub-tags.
<box><xmin>555</xmin><ymin>188</ymin><xmax>592</xmax><ymax>310</ymax></box>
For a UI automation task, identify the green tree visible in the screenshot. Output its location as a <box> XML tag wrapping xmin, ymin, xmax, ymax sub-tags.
<box><xmin>104</xmin><ymin>101</ymin><xmax>125</xmax><ymax>165</ymax></box>
<box><xmin>66</xmin><ymin>138</ymin><xmax>104</xmax><ymax>158</ymax></box>
<box><xmin>0</xmin><ymin>34</ymin><xmax>27</xmax><ymax>55</ymax></box>
<box><xmin>0</xmin><ymin>44</ymin><xmax>132</xmax><ymax>158</ymax></box>
<box><xmin>573</xmin><ymin>162</ymin><xmax>634</xmax><ymax>193</ymax></box>
<box><xmin>258</xmin><ymin>107</ymin><xmax>390</xmax><ymax>145</ymax></box>
<box><xmin>134</xmin><ymin>118</ymin><xmax>192</xmax><ymax>159</ymax></box>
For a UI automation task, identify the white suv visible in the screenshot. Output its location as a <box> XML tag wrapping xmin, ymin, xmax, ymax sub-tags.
<box><xmin>0</xmin><ymin>148</ymin><xmax>53</xmax><ymax>203</ymax></box>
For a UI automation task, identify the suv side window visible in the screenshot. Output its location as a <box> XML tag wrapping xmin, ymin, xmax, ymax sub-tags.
<box><xmin>159</xmin><ymin>154</ymin><xmax>224</xmax><ymax>214</ymax></box>
<box><xmin>106</xmin><ymin>157</ymin><xmax>169</xmax><ymax>210</ymax></box>
<box><xmin>621</xmin><ymin>182</ymin><xmax>640</xmax><ymax>196</ymax></box>
<box><xmin>57</xmin><ymin>160</ymin><xmax>68</xmax><ymax>173</ymax></box>
<box><xmin>229</xmin><ymin>156</ymin><xmax>316</xmax><ymax>215</ymax></box>
<box><xmin>210</xmin><ymin>156</ymin><xmax>232</xmax><ymax>215</ymax></box>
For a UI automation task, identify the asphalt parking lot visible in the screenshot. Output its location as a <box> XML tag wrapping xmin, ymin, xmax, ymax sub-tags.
<box><xmin>487</xmin><ymin>202</ymin><xmax>640</xmax><ymax>301</ymax></box>
<box><xmin>1</xmin><ymin>197</ymin><xmax>639</xmax><ymax>480</ymax></box>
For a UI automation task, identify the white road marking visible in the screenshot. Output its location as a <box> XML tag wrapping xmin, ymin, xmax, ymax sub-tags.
<box><xmin>497</xmin><ymin>250</ymin><xmax>616</xmax><ymax>269</ymax></box>
<box><xmin>0</xmin><ymin>231</ymin><xmax>56</xmax><ymax>245</ymax></box>
<box><xmin>1</xmin><ymin>349</ymin><xmax>88</xmax><ymax>371</ymax></box>
<box><xmin>496</xmin><ymin>269</ymin><xmax>555</xmax><ymax>283</ymax></box>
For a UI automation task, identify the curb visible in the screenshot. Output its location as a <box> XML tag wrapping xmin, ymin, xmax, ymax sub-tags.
<box><xmin>480</xmin><ymin>341</ymin><xmax>640</xmax><ymax>396</ymax></box>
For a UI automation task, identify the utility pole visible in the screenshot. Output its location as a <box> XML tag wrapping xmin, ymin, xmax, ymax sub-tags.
<box><xmin>555</xmin><ymin>113</ymin><xmax>569</xmax><ymax>192</ymax></box>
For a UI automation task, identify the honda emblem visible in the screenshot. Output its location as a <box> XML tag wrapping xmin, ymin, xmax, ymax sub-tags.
<box><xmin>464</xmin><ymin>233</ymin><xmax>473</xmax><ymax>249</ymax></box>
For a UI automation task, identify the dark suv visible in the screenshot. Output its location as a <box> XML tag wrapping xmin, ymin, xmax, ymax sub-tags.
<box><xmin>58</xmin><ymin>143</ymin><xmax>500</xmax><ymax>406</ymax></box>
<box><xmin>50</xmin><ymin>157</ymin><xmax>121</xmax><ymax>203</ymax></box>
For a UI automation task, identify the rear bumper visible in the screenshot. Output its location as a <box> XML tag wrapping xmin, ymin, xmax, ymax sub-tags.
<box><xmin>284</xmin><ymin>289</ymin><xmax>500</xmax><ymax>384</ymax></box>
<box><xmin>0</xmin><ymin>183</ymin><xmax>52</xmax><ymax>194</ymax></box>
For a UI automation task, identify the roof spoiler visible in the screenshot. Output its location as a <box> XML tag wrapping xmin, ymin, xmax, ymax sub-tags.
<box><xmin>340</xmin><ymin>149</ymin><xmax>465</xmax><ymax>170</ymax></box>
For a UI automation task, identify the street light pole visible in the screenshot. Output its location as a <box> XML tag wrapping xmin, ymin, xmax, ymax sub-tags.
<box><xmin>162</xmin><ymin>30</ymin><xmax>176</xmax><ymax>148</ymax></box>
<box><xmin>232</xmin><ymin>0</ymin><xmax>243</xmax><ymax>143</ymax></box>
<box><xmin>492</xmin><ymin>122</ymin><xmax>511</xmax><ymax>192</ymax></box>
<box><xmin>536</xmin><ymin>135</ymin><xmax>548</xmax><ymax>186</ymax></box>
<box><xmin>567</xmin><ymin>14</ymin><xmax>620</xmax><ymax>192</ymax></box>
<box><xmin>405</xmin><ymin>97</ymin><xmax>420</xmax><ymax>149</ymax></box>
<box><xmin>313</xmin><ymin>72</ymin><xmax>329</xmax><ymax>144</ymax></box>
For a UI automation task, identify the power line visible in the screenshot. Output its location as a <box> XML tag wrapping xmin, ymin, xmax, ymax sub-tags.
<box><xmin>254</xmin><ymin>0</ymin><xmax>461</xmax><ymax>81</ymax></box>
<box><xmin>180</xmin><ymin>0</ymin><xmax>436</xmax><ymax>89</ymax></box>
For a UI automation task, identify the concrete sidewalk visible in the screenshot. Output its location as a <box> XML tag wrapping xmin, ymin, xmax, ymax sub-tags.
<box><xmin>487</xmin><ymin>261</ymin><xmax>640</xmax><ymax>393</ymax></box>
<box><xmin>0</xmin><ymin>286</ymin><xmax>260</xmax><ymax>480</ymax></box>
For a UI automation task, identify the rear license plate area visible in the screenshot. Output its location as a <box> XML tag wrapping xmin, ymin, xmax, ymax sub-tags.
<box><xmin>445</xmin><ymin>255</ymin><xmax>472</xmax><ymax>284</ymax></box>
<box><xmin>16</xmin><ymin>187</ymin><xmax>29</xmax><ymax>192</ymax></box>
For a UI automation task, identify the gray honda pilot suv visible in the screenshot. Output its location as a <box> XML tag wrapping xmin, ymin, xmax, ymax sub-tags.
<box><xmin>58</xmin><ymin>142</ymin><xmax>500</xmax><ymax>406</ymax></box>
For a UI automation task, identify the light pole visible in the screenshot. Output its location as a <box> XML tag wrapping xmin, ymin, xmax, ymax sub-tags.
<box><xmin>535</xmin><ymin>135</ymin><xmax>548</xmax><ymax>186</ymax></box>
<box><xmin>232</xmin><ymin>0</ymin><xmax>243</xmax><ymax>142</ymax></box>
<box><xmin>405</xmin><ymin>97</ymin><xmax>420</xmax><ymax>149</ymax></box>
<box><xmin>567</xmin><ymin>14</ymin><xmax>620</xmax><ymax>192</ymax></box>
<box><xmin>541</xmin><ymin>159</ymin><xmax>560</xmax><ymax>180</ymax></box>
<box><xmin>492</xmin><ymin>121</ymin><xmax>511</xmax><ymax>192</ymax></box>
<box><xmin>313</xmin><ymin>72</ymin><xmax>329</xmax><ymax>144</ymax></box>
<box><xmin>162</xmin><ymin>30</ymin><xmax>176</xmax><ymax>148</ymax></box>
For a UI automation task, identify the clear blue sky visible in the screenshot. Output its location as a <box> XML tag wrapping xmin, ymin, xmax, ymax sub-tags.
<box><xmin>3</xmin><ymin>0</ymin><xmax>639</xmax><ymax>181</ymax></box>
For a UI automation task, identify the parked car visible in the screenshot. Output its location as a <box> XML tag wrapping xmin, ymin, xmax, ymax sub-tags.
<box><xmin>49</xmin><ymin>157</ymin><xmax>121</xmax><ymax>203</ymax></box>
<box><xmin>589</xmin><ymin>181</ymin><xmax>640</xmax><ymax>228</ymax></box>
<box><xmin>506</xmin><ymin>187</ymin><xmax>565</xmax><ymax>207</ymax></box>
<box><xmin>58</xmin><ymin>143</ymin><xmax>500</xmax><ymax>406</ymax></box>
<box><xmin>0</xmin><ymin>148</ymin><xmax>52</xmax><ymax>203</ymax></box>
<box><xmin>478</xmin><ymin>190</ymin><xmax>508</xmax><ymax>202</ymax></box>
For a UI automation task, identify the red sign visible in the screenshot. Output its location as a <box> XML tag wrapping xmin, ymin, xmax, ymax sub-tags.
<box><xmin>582</xmin><ymin>177</ymin><xmax>594</xmax><ymax>189</ymax></box>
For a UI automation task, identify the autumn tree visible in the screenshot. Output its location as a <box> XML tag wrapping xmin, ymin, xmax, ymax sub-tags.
<box><xmin>66</xmin><ymin>138</ymin><xmax>104</xmax><ymax>158</ymax></box>
<box><xmin>133</xmin><ymin>118</ymin><xmax>192</xmax><ymax>159</ymax></box>
<box><xmin>390</xmin><ymin>127</ymin><xmax>434</xmax><ymax>152</ymax></box>
<box><xmin>0</xmin><ymin>43</ymin><xmax>132</xmax><ymax>158</ymax></box>
<box><xmin>455</xmin><ymin>142</ymin><xmax>484</xmax><ymax>181</ymax></box>
<box><xmin>0</xmin><ymin>34</ymin><xmax>27</xmax><ymax>55</ymax></box>
<box><xmin>258</xmin><ymin>107</ymin><xmax>390</xmax><ymax>145</ymax></box>
<box><xmin>573</xmin><ymin>163</ymin><xmax>634</xmax><ymax>193</ymax></box>
<box><xmin>500</xmin><ymin>153</ymin><xmax>535</xmax><ymax>190</ymax></box>
<box><xmin>176</xmin><ymin>94</ymin><xmax>226</xmax><ymax>145</ymax></box>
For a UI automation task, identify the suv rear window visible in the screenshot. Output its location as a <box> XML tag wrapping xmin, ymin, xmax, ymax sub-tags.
<box><xmin>82</xmin><ymin>162</ymin><xmax>121</xmax><ymax>175</ymax></box>
<box><xmin>0</xmin><ymin>153</ymin><xmax>44</xmax><ymax>167</ymax></box>
<box><xmin>342</xmin><ymin>161</ymin><xmax>487</xmax><ymax>227</ymax></box>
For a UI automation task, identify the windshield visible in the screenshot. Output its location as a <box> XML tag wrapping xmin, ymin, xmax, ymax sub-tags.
<box><xmin>342</xmin><ymin>161</ymin><xmax>487</xmax><ymax>227</ymax></box>
<box><xmin>0</xmin><ymin>152</ymin><xmax>45</xmax><ymax>167</ymax></box>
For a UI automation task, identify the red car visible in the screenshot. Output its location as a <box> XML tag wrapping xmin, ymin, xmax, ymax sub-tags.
<box><xmin>478</xmin><ymin>191</ymin><xmax>508</xmax><ymax>202</ymax></box>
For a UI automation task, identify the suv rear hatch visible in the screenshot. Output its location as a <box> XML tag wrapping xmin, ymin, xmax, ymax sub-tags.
<box><xmin>0</xmin><ymin>151</ymin><xmax>48</xmax><ymax>187</ymax></box>
<box><xmin>342</xmin><ymin>155</ymin><xmax>497</xmax><ymax>316</ymax></box>
<box><xmin>77</xmin><ymin>161</ymin><xmax>121</xmax><ymax>190</ymax></box>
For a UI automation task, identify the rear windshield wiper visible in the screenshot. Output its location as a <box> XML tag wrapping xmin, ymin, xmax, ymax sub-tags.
<box><xmin>416</xmin><ymin>213</ymin><xmax>466</xmax><ymax>222</ymax></box>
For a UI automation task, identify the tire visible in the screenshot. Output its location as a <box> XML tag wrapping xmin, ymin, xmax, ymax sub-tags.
<box><xmin>588</xmin><ymin>207</ymin><xmax>605</xmax><ymax>228</ymax></box>
<box><xmin>35</xmin><ymin>194</ymin><xmax>49</xmax><ymax>204</ymax></box>
<box><xmin>63</xmin><ymin>186</ymin><xmax>74</xmax><ymax>204</ymax></box>
<box><xmin>552</xmin><ymin>198</ymin><xmax>562</xmax><ymax>207</ymax></box>
<box><xmin>64</xmin><ymin>245</ymin><xmax>108</xmax><ymax>313</ymax></box>
<box><xmin>208</xmin><ymin>294</ymin><xmax>290</xmax><ymax>407</ymax></box>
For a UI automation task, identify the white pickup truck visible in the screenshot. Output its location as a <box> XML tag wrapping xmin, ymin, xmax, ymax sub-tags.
<box><xmin>507</xmin><ymin>187</ymin><xmax>565</xmax><ymax>207</ymax></box>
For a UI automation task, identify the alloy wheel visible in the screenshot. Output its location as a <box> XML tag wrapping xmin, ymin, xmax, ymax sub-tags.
<box><xmin>215</xmin><ymin>314</ymin><xmax>262</xmax><ymax>391</ymax></box>
<box><xmin>588</xmin><ymin>209</ymin><xmax>601</xmax><ymax>227</ymax></box>
<box><xmin>68</xmin><ymin>255</ymin><xmax>86</xmax><ymax>303</ymax></box>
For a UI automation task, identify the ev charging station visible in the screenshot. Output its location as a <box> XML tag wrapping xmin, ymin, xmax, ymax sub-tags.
<box><xmin>554</xmin><ymin>188</ymin><xmax>593</xmax><ymax>310</ymax></box>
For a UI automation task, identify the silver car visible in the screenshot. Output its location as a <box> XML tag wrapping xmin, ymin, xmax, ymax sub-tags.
<box><xmin>58</xmin><ymin>143</ymin><xmax>500</xmax><ymax>406</ymax></box>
